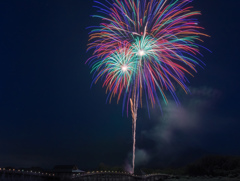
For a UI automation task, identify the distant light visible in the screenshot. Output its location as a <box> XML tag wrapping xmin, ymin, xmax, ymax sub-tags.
<box><xmin>138</xmin><ymin>49</ymin><xmax>145</xmax><ymax>56</ymax></box>
<box><xmin>121</xmin><ymin>65</ymin><xmax>128</xmax><ymax>72</ymax></box>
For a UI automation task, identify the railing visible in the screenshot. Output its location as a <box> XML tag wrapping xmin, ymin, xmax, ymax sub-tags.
<box><xmin>0</xmin><ymin>168</ymin><xmax>55</xmax><ymax>177</ymax></box>
<box><xmin>0</xmin><ymin>167</ymin><xmax>172</xmax><ymax>180</ymax></box>
<box><xmin>71</xmin><ymin>170</ymin><xmax>171</xmax><ymax>179</ymax></box>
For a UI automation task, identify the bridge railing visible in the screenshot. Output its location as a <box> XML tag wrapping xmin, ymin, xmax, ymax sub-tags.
<box><xmin>71</xmin><ymin>170</ymin><xmax>171</xmax><ymax>179</ymax></box>
<box><xmin>0</xmin><ymin>167</ymin><xmax>172</xmax><ymax>180</ymax></box>
<box><xmin>0</xmin><ymin>168</ymin><xmax>55</xmax><ymax>177</ymax></box>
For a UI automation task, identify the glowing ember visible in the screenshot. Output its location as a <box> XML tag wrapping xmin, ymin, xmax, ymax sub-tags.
<box><xmin>138</xmin><ymin>50</ymin><xmax>145</xmax><ymax>56</ymax></box>
<box><xmin>121</xmin><ymin>65</ymin><xmax>128</xmax><ymax>72</ymax></box>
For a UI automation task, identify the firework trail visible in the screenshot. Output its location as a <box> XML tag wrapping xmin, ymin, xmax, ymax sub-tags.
<box><xmin>87</xmin><ymin>0</ymin><xmax>208</xmax><ymax>173</ymax></box>
<box><xmin>130</xmin><ymin>95</ymin><xmax>138</xmax><ymax>173</ymax></box>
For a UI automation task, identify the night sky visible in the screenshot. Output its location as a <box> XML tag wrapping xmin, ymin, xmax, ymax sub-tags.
<box><xmin>0</xmin><ymin>0</ymin><xmax>240</xmax><ymax>170</ymax></box>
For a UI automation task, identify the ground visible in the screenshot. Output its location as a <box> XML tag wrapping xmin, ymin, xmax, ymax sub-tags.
<box><xmin>166</xmin><ymin>176</ymin><xmax>240</xmax><ymax>181</ymax></box>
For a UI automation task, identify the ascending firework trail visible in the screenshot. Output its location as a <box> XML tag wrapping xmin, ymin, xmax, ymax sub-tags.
<box><xmin>87</xmin><ymin>0</ymin><xmax>209</xmax><ymax>173</ymax></box>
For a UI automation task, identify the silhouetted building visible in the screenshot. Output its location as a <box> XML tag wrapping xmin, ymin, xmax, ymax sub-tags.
<box><xmin>53</xmin><ymin>165</ymin><xmax>85</xmax><ymax>180</ymax></box>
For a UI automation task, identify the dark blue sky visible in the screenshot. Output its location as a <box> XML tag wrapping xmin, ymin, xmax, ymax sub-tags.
<box><xmin>0</xmin><ymin>0</ymin><xmax>239</xmax><ymax>170</ymax></box>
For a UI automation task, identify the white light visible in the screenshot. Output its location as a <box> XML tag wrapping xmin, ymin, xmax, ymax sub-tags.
<box><xmin>138</xmin><ymin>49</ymin><xmax>145</xmax><ymax>56</ymax></box>
<box><xmin>121</xmin><ymin>65</ymin><xmax>128</xmax><ymax>72</ymax></box>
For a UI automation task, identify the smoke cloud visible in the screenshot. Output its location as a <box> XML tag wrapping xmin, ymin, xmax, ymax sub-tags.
<box><xmin>136</xmin><ymin>86</ymin><xmax>224</xmax><ymax>167</ymax></box>
<box><xmin>135</xmin><ymin>149</ymin><xmax>150</xmax><ymax>166</ymax></box>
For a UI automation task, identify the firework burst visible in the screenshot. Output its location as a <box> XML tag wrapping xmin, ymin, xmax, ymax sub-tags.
<box><xmin>87</xmin><ymin>0</ymin><xmax>209</xmax><ymax>173</ymax></box>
